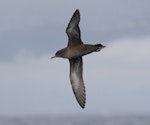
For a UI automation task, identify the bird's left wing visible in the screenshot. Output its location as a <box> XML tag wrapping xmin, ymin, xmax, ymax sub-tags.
<box><xmin>66</xmin><ymin>9</ymin><xmax>82</xmax><ymax>46</ymax></box>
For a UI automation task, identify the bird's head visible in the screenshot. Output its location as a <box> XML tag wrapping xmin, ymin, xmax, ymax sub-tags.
<box><xmin>51</xmin><ymin>49</ymin><xmax>65</xmax><ymax>59</ymax></box>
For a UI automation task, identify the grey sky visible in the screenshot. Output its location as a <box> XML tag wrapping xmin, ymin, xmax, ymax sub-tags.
<box><xmin>0</xmin><ymin>0</ymin><xmax>150</xmax><ymax>61</ymax></box>
<box><xmin>0</xmin><ymin>0</ymin><xmax>150</xmax><ymax>115</ymax></box>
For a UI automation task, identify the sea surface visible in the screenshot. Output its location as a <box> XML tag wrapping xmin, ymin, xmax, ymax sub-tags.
<box><xmin>0</xmin><ymin>115</ymin><xmax>150</xmax><ymax>125</ymax></box>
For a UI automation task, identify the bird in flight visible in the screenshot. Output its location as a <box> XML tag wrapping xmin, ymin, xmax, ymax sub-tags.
<box><xmin>51</xmin><ymin>9</ymin><xmax>105</xmax><ymax>108</ymax></box>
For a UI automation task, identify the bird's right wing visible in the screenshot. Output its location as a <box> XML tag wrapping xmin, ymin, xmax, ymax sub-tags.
<box><xmin>69</xmin><ymin>57</ymin><xmax>86</xmax><ymax>108</ymax></box>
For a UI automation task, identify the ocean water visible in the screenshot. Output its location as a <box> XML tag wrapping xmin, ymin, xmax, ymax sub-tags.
<box><xmin>0</xmin><ymin>115</ymin><xmax>150</xmax><ymax>125</ymax></box>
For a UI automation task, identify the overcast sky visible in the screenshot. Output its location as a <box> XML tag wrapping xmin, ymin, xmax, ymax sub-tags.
<box><xmin>0</xmin><ymin>0</ymin><xmax>150</xmax><ymax>116</ymax></box>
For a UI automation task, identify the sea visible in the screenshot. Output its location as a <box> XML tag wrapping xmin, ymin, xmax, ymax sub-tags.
<box><xmin>0</xmin><ymin>115</ymin><xmax>150</xmax><ymax>125</ymax></box>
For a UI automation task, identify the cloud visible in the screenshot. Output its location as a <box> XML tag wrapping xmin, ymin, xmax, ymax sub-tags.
<box><xmin>0</xmin><ymin>36</ymin><xmax>150</xmax><ymax>115</ymax></box>
<box><xmin>85</xmin><ymin>36</ymin><xmax>150</xmax><ymax>91</ymax></box>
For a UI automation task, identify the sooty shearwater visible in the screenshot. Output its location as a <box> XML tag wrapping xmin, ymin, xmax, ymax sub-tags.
<box><xmin>51</xmin><ymin>9</ymin><xmax>105</xmax><ymax>108</ymax></box>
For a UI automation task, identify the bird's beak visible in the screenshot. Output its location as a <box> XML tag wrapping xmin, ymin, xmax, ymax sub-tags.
<box><xmin>50</xmin><ymin>56</ymin><xmax>56</xmax><ymax>59</ymax></box>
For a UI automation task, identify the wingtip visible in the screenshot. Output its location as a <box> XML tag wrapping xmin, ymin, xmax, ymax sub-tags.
<box><xmin>74</xmin><ymin>9</ymin><xmax>80</xmax><ymax>15</ymax></box>
<box><xmin>78</xmin><ymin>102</ymin><xmax>85</xmax><ymax>109</ymax></box>
<box><xmin>76</xmin><ymin>9</ymin><xmax>79</xmax><ymax>12</ymax></box>
<box><xmin>75</xmin><ymin>93</ymin><xmax>86</xmax><ymax>109</ymax></box>
<box><xmin>81</xmin><ymin>104</ymin><xmax>85</xmax><ymax>109</ymax></box>
<box><xmin>78</xmin><ymin>92</ymin><xmax>86</xmax><ymax>109</ymax></box>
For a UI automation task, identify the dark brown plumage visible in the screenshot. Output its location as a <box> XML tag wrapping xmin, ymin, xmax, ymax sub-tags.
<box><xmin>51</xmin><ymin>9</ymin><xmax>105</xmax><ymax>108</ymax></box>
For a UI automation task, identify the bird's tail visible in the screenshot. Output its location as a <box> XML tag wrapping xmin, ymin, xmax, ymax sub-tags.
<box><xmin>95</xmin><ymin>44</ymin><xmax>106</xmax><ymax>52</ymax></box>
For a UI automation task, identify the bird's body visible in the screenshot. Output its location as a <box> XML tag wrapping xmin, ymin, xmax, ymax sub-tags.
<box><xmin>51</xmin><ymin>9</ymin><xmax>105</xmax><ymax>108</ymax></box>
<box><xmin>55</xmin><ymin>43</ymin><xmax>103</xmax><ymax>59</ymax></box>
